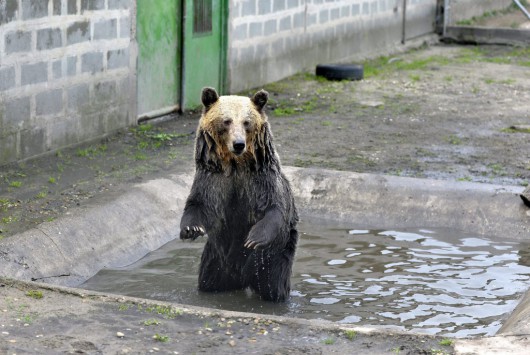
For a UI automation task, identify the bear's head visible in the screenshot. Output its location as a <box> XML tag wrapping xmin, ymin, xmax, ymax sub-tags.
<box><xmin>195</xmin><ymin>87</ymin><xmax>275</xmax><ymax>173</ymax></box>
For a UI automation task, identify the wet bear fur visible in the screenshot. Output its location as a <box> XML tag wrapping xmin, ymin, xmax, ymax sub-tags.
<box><xmin>179</xmin><ymin>87</ymin><xmax>298</xmax><ymax>302</ymax></box>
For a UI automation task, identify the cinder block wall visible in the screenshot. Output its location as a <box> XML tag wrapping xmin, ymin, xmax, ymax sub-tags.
<box><xmin>446</xmin><ymin>0</ymin><xmax>513</xmax><ymax>24</ymax></box>
<box><xmin>227</xmin><ymin>0</ymin><xmax>437</xmax><ymax>93</ymax></box>
<box><xmin>0</xmin><ymin>0</ymin><xmax>136</xmax><ymax>166</ymax></box>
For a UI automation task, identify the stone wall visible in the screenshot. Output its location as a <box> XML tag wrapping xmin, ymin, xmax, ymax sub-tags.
<box><xmin>0</xmin><ymin>0</ymin><xmax>136</xmax><ymax>165</ymax></box>
<box><xmin>227</xmin><ymin>0</ymin><xmax>437</xmax><ymax>93</ymax></box>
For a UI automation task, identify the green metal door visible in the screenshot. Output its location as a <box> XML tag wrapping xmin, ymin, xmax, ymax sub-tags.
<box><xmin>182</xmin><ymin>0</ymin><xmax>226</xmax><ymax>109</ymax></box>
<box><xmin>137</xmin><ymin>0</ymin><xmax>181</xmax><ymax>118</ymax></box>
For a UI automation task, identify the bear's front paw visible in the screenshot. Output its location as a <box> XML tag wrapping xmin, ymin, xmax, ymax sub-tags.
<box><xmin>244</xmin><ymin>232</ymin><xmax>272</xmax><ymax>250</ymax></box>
<box><xmin>180</xmin><ymin>226</ymin><xmax>205</xmax><ymax>241</ymax></box>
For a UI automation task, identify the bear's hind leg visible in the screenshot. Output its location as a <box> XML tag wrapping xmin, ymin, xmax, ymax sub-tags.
<box><xmin>246</xmin><ymin>246</ymin><xmax>295</xmax><ymax>302</ymax></box>
<box><xmin>198</xmin><ymin>240</ymin><xmax>244</xmax><ymax>292</ymax></box>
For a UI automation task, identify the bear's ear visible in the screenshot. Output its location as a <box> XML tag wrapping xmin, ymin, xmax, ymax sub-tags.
<box><xmin>201</xmin><ymin>87</ymin><xmax>219</xmax><ymax>109</ymax></box>
<box><xmin>251</xmin><ymin>89</ymin><xmax>269</xmax><ymax>112</ymax></box>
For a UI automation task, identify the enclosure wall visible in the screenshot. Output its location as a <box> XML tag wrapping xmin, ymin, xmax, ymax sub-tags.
<box><xmin>445</xmin><ymin>0</ymin><xmax>513</xmax><ymax>24</ymax></box>
<box><xmin>227</xmin><ymin>0</ymin><xmax>437</xmax><ymax>93</ymax></box>
<box><xmin>0</xmin><ymin>0</ymin><xmax>136</xmax><ymax>166</ymax></box>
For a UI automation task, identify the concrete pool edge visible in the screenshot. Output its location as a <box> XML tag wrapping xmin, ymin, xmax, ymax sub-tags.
<box><xmin>0</xmin><ymin>175</ymin><xmax>193</xmax><ymax>286</ymax></box>
<box><xmin>2</xmin><ymin>167</ymin><xmax>528</xmax><ymax>286</ymax></box>
<box><xmin>1</xmin><ymin>167</ymin><xmax>529</xmax><ymax>346</ymax></box>
<box><xmin>286</xmin><ymin>167</ymin><xmax>528</xmax><ymax>240</ymax></box>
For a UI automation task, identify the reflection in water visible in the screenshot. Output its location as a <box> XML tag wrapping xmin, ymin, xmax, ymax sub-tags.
<box><xmin>81</xmin><ymin>221</ymin><xmax>530</xmax><ymax>337</ymax></box>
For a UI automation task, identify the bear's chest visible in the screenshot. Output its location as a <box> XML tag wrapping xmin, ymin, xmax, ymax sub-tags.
<box><xmin>215</xmin><ymin>174</ymin><xmax>262</xmax><ymax>218</ymax></box>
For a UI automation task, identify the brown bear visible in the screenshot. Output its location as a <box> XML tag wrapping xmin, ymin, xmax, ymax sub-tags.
<box><xmin>179</xmin><ymin>87</ymin><xmax>298</xmax><ymax>302</ymax></box>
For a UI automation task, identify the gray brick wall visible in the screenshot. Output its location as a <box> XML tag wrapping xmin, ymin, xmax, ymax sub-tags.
<box><xmin>4</xmin><ymin>97</ymin><xmax>31</xmax><ymax>129</ymax></box>
<box><xmin>93</xmin><ymin>18</ymin><xmax>118</xmax><ymax>40</ymax></box>
<box><xmin>94</xmin><ymin>81</ymin><xmax>117</xmax><ymax>103</ymax></box>
<box><xmin>293</xmin><ymin>11</ymin><xmax>304</xmax><ymax>29</ymax></box>
<box><xmin>228</xmin><ymin>0</ymin><xmax>438</xmax><ymax>93</ymax></box>
<box><xmin>67</xmin><ymin>84</ymin><xmax>90</xmax><ymax>110</ymax></box>
<box><xmin>319</xmin><ymin>9</ymin><xmax>329</xmax><ymax>24</ymax></box>
<box><xmin>0</xmin><ymin>134</ymin><xmax>17</xmax><ymax>166</ymax></box>
<box><xmin>264</xmin><ymin>19</ymin><xmax>278</xmax><ymax>35</ymax></box>
<box><xmin>0</xmin><ymin>0</ymin><xmax>18</xmax><ymax>26</ymax></box>
<box><xmin>67</xmin><ymin>0</ymin><xmax>77</xmax><ymax>15</ymax></box>
<box><xmin>249</xmin><ymin>22</ymin><xmax>263</xmax><ymax>37</ymax></box>
<box><xmin>258</xmin><ymin>1</ymin><xmax>272</xmax><ymax>15</ymax></box>
<box><xmin>21</xmin><ymin>0</ymin><xmax>48</xmax><ymax>20</ymax></box>
<box><xmin>20</xmin><ymin>128</ymin><xmax>46</xmax><ymax>157</ymax></box>
<box><xmin>52</xmin><ymin>60</ymin><xmax>62</xmax><ymax>79</ymax></box>
<box><xmin>279</xmin><ymin>16</ymin><xmax>291</xmax><ymax>31</ymax></box>
<box><xmin>5</xmin><ymin>30</ymin><xmax>32</xmax><ymax>54</ymax></box>
<box><xmin>36</xmin><ymin>89</ymin><xmax>63</xmax><ymax>116</ymax></box>
<box><xmin>67</xmin><ymin>56</ymin><xmax>77</xmax><ymax>76</ymax></box>
<box><xmin>53</xmin><ymin>0</ymin><xmax>61</xmax><ymax>15</ymax></box>
<box><xmin>107</xmin><ymin>48</ymin><xmax>129</xmax><ymax>69</ymax></box>
<box><xmin>109</xmin><ymin>0</ymin><xmax>130</xmax><ymax>10</ymax></box>
<box><xmin>119</xmin><ymin>16</ymin><xmax>130</xmax><ymax>38</ymax></box>
<box><xmin>37</xmin><ymin>28</ymin><xmax>63</xmax><ymax>51</ymax></box>
<box><xmin>287</xmin><ymin>0</ymin><xmax>299</xmax><ymax>9</ymax></box>
<box><xmin>81</xmin><ymin>52</ymin><xmax>104</xmax><ymax>74</ymax></box>
<box><xmin>21</xmin><ymin>62</ymin><xmax>48</xmax><ymax>85</ymax></box>
<box><xmin>67</xmin><ymin>21</ymin><xmax>90</xmax><ymax>45</ymax></box>
<box><xmin>242</xmin><ymin>0</ymin><xmax>256</xmax><ymax>16</ymax></box>
<box><xmin>362</xmin><ymin>2</ymin><xmax>369</xmax><ymax>15</ymax></box>
<box><xmin>352</xmin><ymin>3</ymin><xmax>360</xmax><ymax>16</ymax></box>
<box><xmin>447</xmin><ymin>0</ymin><xmax>512</xmax><ymax>24</ymax></box>
<box><xmin>0</xmin><ymin>0</ymin><xmax>134</xmax><ymax>165</ymax></box>
<box><xmin>274</xmin><ymin>0</ymin><xmax>286</xmax><ymax>12</ymax></box>
<box><xmin>81</xmin><ymin>0</ymin><xmax>105</xmax><ymax>12</ymax></box>
<box><xmin>234</xmin><ymin>23</ymin><xmax>248</xmax><ymax>41</ymax></box>
<box><xmin>0</xmin><ymin>67</ymin><xmax>16</xmax><ymax>91</ymax></box>
<box><xmin>227</xmin><ymin>0</ymin><xmax>510</xmax><ymax>92</ymax></box>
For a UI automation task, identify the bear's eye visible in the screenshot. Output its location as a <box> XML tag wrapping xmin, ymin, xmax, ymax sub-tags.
<box><xmin>243</xmin><ymin>120</ymin><xmax>251</xmax><ymax>128</ymax></box>
<box><xmin>223</xmin><ymin>119</ymin><xmax>232</xmax><ymax>127</ymax></box>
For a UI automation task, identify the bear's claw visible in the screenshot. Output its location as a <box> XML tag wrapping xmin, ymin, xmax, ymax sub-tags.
<box><xmin>244</xmin><ymin>237</ymin><xmax>269</xmax><ymax>250</ymax></box>
<box><xmin>180</xmin><ymin>225</ymin><xmax>205</xmax><ymax>240</ymax></box>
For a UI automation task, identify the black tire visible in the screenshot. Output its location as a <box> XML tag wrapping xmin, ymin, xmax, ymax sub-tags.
<box><xmin>316</xmin><ymin>64</ymin><xmax>364</xmax><ymax>81</ymax></box>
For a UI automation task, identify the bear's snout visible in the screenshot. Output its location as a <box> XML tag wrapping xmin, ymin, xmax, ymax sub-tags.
<box><xmin>232</xmin><ymin>140</ymin><xmax>246</xmax><ymax>155</ymax></box>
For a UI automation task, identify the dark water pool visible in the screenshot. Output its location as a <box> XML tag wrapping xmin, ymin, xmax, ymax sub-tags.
<box><xmin>81</xmin><ymin>219</ymin><xmax>530</xmax><ymax>337</ymax></box>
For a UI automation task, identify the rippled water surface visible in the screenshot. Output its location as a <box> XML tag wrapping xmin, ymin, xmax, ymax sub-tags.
<box><xmin>81</xmin><ymin>220</ymin><xmax>530</xmax><ymax>337</ymax></box>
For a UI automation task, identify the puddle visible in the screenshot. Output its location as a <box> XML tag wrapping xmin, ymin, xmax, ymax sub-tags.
<box><xmin>81</xmin><ymin>219</ymin><xmax>530</xmax><ymax>337</ymax></box>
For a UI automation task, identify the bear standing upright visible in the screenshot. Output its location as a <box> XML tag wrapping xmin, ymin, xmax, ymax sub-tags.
<box><xmin>179</xmin><ymin>87</ymin><xmax>298</xmax><ymax>302</ymax></box>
